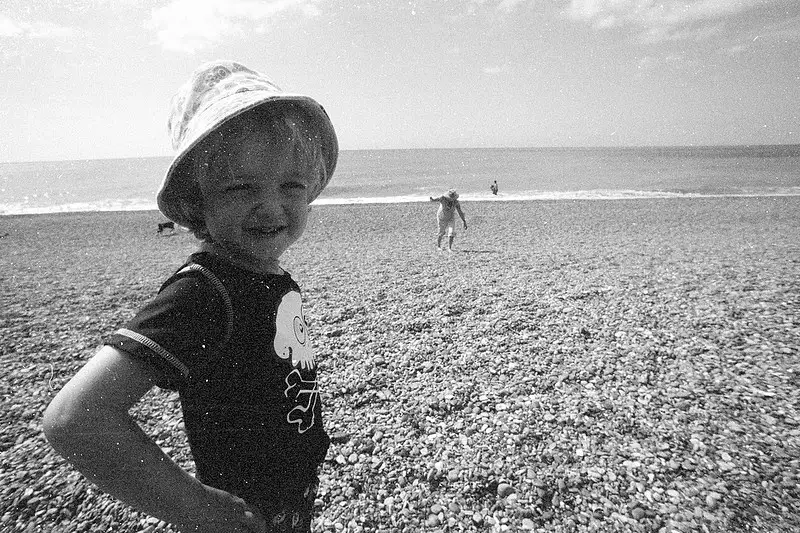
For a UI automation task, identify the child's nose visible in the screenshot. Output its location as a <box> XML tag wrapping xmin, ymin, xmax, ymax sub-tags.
<box><xmin>251</xmin><ymin>189</ymin><xmax>283</xmax><ymax>215</ymax></box>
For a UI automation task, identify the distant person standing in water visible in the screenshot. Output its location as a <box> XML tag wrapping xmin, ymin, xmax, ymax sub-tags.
<box><xmin>429</xmin><ymin>189</ymin><xmax>467</xmax><ymax>252</ymax></box>
<box><xmin>490</xmin><ymin>180</ymin><xmax>498</xmax><ymax>195</ymax></box>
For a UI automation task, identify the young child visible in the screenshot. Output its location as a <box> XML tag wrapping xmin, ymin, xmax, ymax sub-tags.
<box><xmin>429</xmin><ymin>189</ymin><xmax>467</xmax><ymax>251</ymax></box>
<box><xmin>43</xmin><ymin>60</ymin><xmax>338</xmax><ymax>533</ymax></box>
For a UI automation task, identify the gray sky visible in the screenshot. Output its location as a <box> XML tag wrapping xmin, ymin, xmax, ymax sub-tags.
<box><xmin>1</xmin><ymin>0</ymin><xmax>799</xmax><ymax>162</ymax></box>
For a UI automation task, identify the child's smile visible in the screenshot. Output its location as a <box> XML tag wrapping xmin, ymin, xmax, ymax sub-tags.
<box><xmin>245</xmin><ymin>224</ymin><xmax>288</xmax><ymax>237</ymax></box>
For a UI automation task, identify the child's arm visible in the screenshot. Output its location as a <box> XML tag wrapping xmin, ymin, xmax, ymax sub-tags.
<box><xmin>43</xmin><ymin>346</ymin><xmax>266</xmax><ymax>533</ymax></box>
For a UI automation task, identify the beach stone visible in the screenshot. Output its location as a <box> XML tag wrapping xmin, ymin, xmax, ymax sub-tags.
<box><xmin>551</xmin><ymin>492</ymin><xmax>561</xmax><ymax>507</ymax></box>
<box><xmin>330</xmin><ymin>432</ymin><xmax>350</xmax><ymax>444</ymax></box>
<box><xmin>497</xmin><ymin>483</ymin><xmax>515</xmax><ymax>498</ymax></box>
<box><xmin>631</xmin><ymin>507</ymin><xmax>646</xmax><ymax>520</ymax></box>
<box><xmin>706</xmin><ymin>492</ymin><xmax>722</xmax><ymax>508</ymax></box>
<box><xmin>425</xmin><ymin>514</ymin><xmax>441</xmax><ymax>527</ymax></box>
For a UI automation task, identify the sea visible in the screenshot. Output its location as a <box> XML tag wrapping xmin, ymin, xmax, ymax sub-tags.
<box><xmin>1</xmin><ymin>145</ymin><xmax>799</xmax><ymax>216</ymax></box>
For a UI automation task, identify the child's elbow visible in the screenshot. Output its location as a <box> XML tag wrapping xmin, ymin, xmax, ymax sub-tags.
<box><xmin>42</xmin><ymin>395</ymin><xmax>93</xmax><ymax>453</ymax></box>
<box><xmin>43</xmin><ymin>398</ymin><xmax>73</xmax><ymax>448</ymax></box>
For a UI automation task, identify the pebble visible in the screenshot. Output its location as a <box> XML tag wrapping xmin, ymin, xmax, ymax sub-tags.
<box><xmin>706</xmin><ymin>491</ymin><xmax>722</xmax><ymax>509</ymax></box>
<box><xmin>424</xmin><ymin>514</ymin><xmax>441</xmax><ymax>527</ymax></box>
<box><xmin>497</xmin><ymin>483</ymin><xmax>515</xmax><ymax>498</ymax></box>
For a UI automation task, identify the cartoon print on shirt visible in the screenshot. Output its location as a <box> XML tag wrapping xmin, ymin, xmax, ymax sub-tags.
<box><xmin>274</xmin><ymin>291</ymin><xmax>315</xmax><ymax>370</ymax></box>
<box><xmin>273</xmin><ymin>290</ymin><xmax>320</xmax><ymax>433</ymax></box>
<box><xmin>284</xmin><ymin>369</ymin><xmax>318</xmax><ymax>433</ymax></box>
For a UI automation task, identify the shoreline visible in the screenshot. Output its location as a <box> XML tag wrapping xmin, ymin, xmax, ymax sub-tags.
<box><xmin>3</xmin><ymin>189</ymin><xmax>800</xmax><ymax>218</ymax></box>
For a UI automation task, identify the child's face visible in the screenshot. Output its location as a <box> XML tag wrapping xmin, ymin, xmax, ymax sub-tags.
<box><xmin>198</xmin><ymin>133</ymin><xmax>314</xmax><ymax>273</ymax></box>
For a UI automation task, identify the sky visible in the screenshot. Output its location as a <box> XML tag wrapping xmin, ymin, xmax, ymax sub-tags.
<box><xmin>1</xmin><ymin>0</ymin><xmax>799</xmax><ymax>162</ymax></box>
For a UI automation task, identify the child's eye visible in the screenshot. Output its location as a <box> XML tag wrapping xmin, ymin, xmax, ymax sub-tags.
<box><xmin>225</xmin><ymin>183</ymin><xmax>251</xmax><ymax>193</ymax></box>
<box><xmin>282</xmin><ymin>181</ymin><xmax>308</xmax><ymax>192</ymax></box>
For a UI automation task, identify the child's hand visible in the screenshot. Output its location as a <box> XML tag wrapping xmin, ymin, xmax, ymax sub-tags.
<box><xmin>178</xmin><ymin>483</ymin><xmax>266</xmax><ymax>533</ymax></box>
<box><xmin>463</xmin><ymin>222</ymin><xmax>468</xmax><ymax>230</ymax></box>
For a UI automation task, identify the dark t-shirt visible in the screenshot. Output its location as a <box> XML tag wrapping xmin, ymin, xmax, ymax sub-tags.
<box><xmin>105</xmin><ymin>252</ymin><xmax>329</xmax><ymax>519</ymax></box>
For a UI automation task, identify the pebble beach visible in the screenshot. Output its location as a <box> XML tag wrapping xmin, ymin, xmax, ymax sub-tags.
<box><xmin>1</xmin><ymin>197</ymin><xmax>799</xmax><ymax>532</ymax></box>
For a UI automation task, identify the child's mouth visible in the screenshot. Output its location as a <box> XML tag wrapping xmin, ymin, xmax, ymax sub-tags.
<box><xmin>246</xmin><ymin>226</ymin><xmax>285</xmax><ymax>237</ymax></box>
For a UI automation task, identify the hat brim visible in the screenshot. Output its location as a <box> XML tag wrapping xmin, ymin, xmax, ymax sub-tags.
<box><xmin>157</xmin><ymin>91</ymin><xmax>338</xmax><ymax>229</ymax></box>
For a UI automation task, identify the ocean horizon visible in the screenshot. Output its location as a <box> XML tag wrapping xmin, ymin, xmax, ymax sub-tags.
<box><xmin>2</xmin><ymin>145</ymin><xmax>800</xmax><ymax>216</ymax></box>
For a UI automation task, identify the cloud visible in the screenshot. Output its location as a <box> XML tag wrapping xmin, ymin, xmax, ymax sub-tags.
<box><xmin>566</xmin><ymin>0</ymin><xmax>785</xmax><ymax>42</ymax></box>
<box><xmin>0</xmin><ymin>14</ymin><xmax>76</xmax><ymax>39</ymax></box>
<box><xmin>721</xmin><ymin>43</ymin><xmax>748</xmax><ymax>56</ymax></box>
<box><xmin>639</xmin><ymin>21</ymin><xmax>726</xmax><ymax>44</ymax></box>
<box><xmin>636</xmin><ymin>55</ymin><xmax>657</xmax><ymax>70</ymax></box>
<box><xmin>0</xmin><ymin>15</ymin><xmax>23</xmax><ymax>37</ymax></box>
<box><xmin>636</xmin><ymin>53</ymin><xmax>697</xmax><ymax>71</ymax></box>
<box><xmin>467</xmin><ymin>0</ymin><xmax>534</xmax><ymax>14</ymax></box>
<box><xmin>147</xmin><ymin>0</ymin><xmax>321</xmax><ymax>53</ymax></box>
<box><xmin>755</xmin><ymin>16</ymin><xmax>800</xmax><ymax>42</ymax></box>
<box><xmin>496</xmin><ymin>0</ymin><xmax>531</xmax><ymax>13</ymax></box>
<box><xmin>26</xmin><ymin>21</ymin><xmax>78</xmax><ymax>39</ymax></box>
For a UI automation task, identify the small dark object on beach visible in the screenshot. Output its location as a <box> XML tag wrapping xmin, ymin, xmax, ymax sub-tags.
<box><xmin>157</xmin><ymin>221</ymin><xmax>175</xmax><ymax>234</ymax></box>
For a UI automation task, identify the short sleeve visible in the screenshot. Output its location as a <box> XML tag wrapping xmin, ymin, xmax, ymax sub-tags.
<box><xmin>105</xmin><ymin>275</ymin><xmax>227</xmax><ymax>390</ymax></box>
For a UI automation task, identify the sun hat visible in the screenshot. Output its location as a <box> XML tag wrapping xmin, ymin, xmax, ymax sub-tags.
<box><xmin>157</xmin><ymin>60</ymin><xmax>338</xmax><ymax>229</ymax></box>
<box><xmin>447</xmin><ymin>189</ymin><xmax>459</xmax><ymax>199</ymax></box>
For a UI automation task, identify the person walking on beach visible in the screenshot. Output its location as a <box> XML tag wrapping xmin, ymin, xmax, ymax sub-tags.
<box><xmin>430</xmin><ymin>189</ymin><xmax>467</xmax><ymax>251</ymax></box>
<box><xmin>490</xmin><ymin>180</ymin><xmax>498</xmax><ymax>195</ymax></box>
<box><xmin>43</xmin><ymin>60</ymin><xmax>338</xmax><ymax>533</ymax></box>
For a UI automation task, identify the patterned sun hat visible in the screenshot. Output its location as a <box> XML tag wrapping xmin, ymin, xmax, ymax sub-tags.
<box><xmin>157</xmin><ymin>60</ymin><xmax>338</xmax><ymax>229</ymax></box>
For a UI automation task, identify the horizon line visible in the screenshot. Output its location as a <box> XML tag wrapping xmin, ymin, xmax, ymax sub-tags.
<box><xmin>3</xmin><ymin>143</ymin><xmax>800</xmax><ymax>165</ymax></box>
